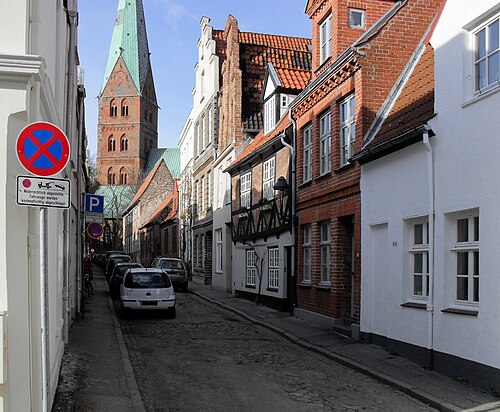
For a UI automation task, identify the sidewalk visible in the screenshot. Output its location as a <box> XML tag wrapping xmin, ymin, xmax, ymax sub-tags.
<box><xmin>52</xmin><ymin>265</ymin><xmax>144</xmax><ymax>412</ymax></box>
<box><xmin>188</xmin><ymin>283</ymin><xmax>500</xmax><ymax>412</ymax></box>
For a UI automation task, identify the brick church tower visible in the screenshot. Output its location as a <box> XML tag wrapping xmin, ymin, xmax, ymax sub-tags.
<box><xmin>97</xmin><ymin>0</ymin><xmax>158</xmax><ymax>185</ymax></box>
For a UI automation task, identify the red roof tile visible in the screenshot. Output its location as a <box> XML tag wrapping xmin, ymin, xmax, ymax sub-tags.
<box><xmin>229</xmin><ymin>115</ymin><xmax>291</xmax><ymax>170</ymax></box>
<box><xmin>275</xmin><ymin>67</ymin><xmax>311</xmax><ymax>91</ymax></box>
<box><xmin>239</xmin><ymin>32</ymin><xmax>310</xmax><ymax>52</ymax></box>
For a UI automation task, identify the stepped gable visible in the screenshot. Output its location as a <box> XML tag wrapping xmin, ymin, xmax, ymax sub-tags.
<box><xmin>239</xmin><ymin>32</ymin><xmax>311</xmax><ymax>131</ymax></box>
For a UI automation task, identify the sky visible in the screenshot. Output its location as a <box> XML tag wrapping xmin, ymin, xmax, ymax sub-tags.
<box><xmin>78</xmin><ymin>0</ymin><xmax>312</xmax><ymax>157</ymax></box>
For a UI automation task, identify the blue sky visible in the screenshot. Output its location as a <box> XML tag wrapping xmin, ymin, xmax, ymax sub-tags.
<box><xmin>78</xmin><ymin>0</ymin><xmax>312</xmax><ymax>156</ymax></box>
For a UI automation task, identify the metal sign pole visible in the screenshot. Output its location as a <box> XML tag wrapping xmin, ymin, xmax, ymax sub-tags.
<box><xmin>40</xmin><ymin>207</ymin><xmax>49</xmax><ymax>412</ymax></box>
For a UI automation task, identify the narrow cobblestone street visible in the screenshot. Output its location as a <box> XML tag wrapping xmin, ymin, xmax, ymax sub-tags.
<box><xmin>114</xmin><ymin>293</ymin><xmax>437</xmax><ymax>412</ymax></box>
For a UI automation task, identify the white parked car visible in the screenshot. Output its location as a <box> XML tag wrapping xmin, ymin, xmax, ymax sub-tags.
<box><xmin>120</xmin><ymin>268</ymin><xmax>176</xmax><ymax>318</ymax></box>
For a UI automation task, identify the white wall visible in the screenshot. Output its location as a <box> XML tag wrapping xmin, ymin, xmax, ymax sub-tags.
<box><xmin>429</xmin><ymin>0</ymin><xmax>500</xmax><ymax>369</ymax></box>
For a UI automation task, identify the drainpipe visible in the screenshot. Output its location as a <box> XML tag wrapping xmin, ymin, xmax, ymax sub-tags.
<box><xmin>64</xmin><ymin>4</ymin><xmax>78</xmax><ymax>333</ymax></box>
<box><xmin>423</xmin><ymin>126</ymin><xmax>435</xmax><ymax>364</ymax></box>
<box><xmin>76</xmin><ymin>85</ymin><xmax>85</xmax><ymax>318</ymax></box>
<box><xmin>284</xmin><ymin>110</ymin><xmax>297</xmax><ymax>315</ymax></box>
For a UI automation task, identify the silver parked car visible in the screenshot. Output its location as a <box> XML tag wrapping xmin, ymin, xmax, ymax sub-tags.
<box><xmin>120</xmin><ymin>268</ymin><xmax>176</xmax><ymax>317</ymax></box>
<box><xmin>150</xmin><ymin>257</ymin><xmax>189</xmax><ymax>292</ymax></box>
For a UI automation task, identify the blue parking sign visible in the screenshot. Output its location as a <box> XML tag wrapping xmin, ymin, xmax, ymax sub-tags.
<box><xmin>85</xmin><ymin>194</ymin><xmax>104</xmax><ymax>213</ymax></box>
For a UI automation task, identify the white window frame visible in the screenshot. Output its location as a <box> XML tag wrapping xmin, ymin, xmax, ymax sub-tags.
<box><xmin>302</xmin><ymin>224</ymin><xmax>311</xmax><ymax>283</ymax></box>
<box><xmin>473</xmin><ymin>15</ymin><xmax>499</xmax><ymax>92</ymax></box>
<box><xmin>319</xmin><ymin>111</ymin><xmax>331</xmax><ymax>175</ymax></box>
<box><xmin>348</xmin><ymin>8</ymin><xmax>366</xmax><ymax>29</ymax></box>
<box><xmin>320</xmin><ymin>13</ymin><xmax>332</xmax><ymax>64</ymax></box>
<box><xmin>320</xmin><ymin>221</ymin><xmax>331</xmax><ymax>284</ymax></box>
<box><xmin>207</xmin><ymin>171</ymin><xmax>212</xmax><ymax>209</ymax></box>
<box><xmin>264</xmin><ymin>95</ymin><xmax>276</xmax><ymax>134</ymax></box>
<box><xmin>246</xmin><ymin>250</ymin><xmax>256</xmax><ymax>287</ymax></box>
<box><xmin>208</xmin><ymin>105</ymin><xmax>213</xmax><ymax>143</ymax></box>
<box><xmin>340</xmin><ymin>94</ymin><xmax>356</xmax><ymax>166</ymax></box>
<box><xmin>268</xmin><ymin>247</ymin><xmax>279</xmax><ymax>289</ymax></box>
<box><xmin>215</xmin><ymin>229</ymin><xmax>223</xmax><ymax>273</ymax></box>
<box><xmin>409</xmin><ymin>219</ymin><xmax>429</xmax><ymax>299</ymax></box>
<box><xmin>262</xmin><ymin>157</ymin><xmax>275</xmax><ymax>201</ymax></box>
<box><xmin>240</xmin><ymin>172</ymin><xmax>251</xmax><ymax>209</ymax></box>
<box><xmin>451</xmin><ymin>213</ymin><xmax>479</xmax><ymax>305</ymax></box>
<box><xmin>303</xmin><ymin>125</ymin><xmax>312</xmax><ymax>183</ymax></box>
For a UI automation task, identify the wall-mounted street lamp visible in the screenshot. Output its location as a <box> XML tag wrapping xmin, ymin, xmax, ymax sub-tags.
<box><xmin>273</xmin><ymin>176</ymin><xmax>290</xmax><ymax>222</ymax></box>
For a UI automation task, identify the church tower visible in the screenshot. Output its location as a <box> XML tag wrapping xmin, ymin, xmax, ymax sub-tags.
<box><xmin>97</xmin><ymin>0</ymin><xmax>158</xmax><ymax>185</ymax></box>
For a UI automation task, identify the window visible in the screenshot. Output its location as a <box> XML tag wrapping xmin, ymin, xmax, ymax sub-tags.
<box><xmin>409</xmin><ymin>220</ymin><xmax>429</xmax><ymax>298</ymax></box>
<box><xmin>120</xmin><ymin>168</ymin><xmax>128</xmax><ymax>185</ymax></box>
<box><xmin>319</xmin><ymin>111</ymin><xmax>331</xmax><ymax>175</ymax></box>
<box><xmin>110</xmin><ymin>100</ymin><xmax>117</xmax><ymax>117</ymax></box>
<box><xmin>268</xmin><ymin>248</ymin><xmax>279</xmax><ymax>289</ymax></box>
<box><xmin>281</xmin><ymin>95</ymin><xmax>288</xmax><ymax>108</ymax></box>
<box><xmin>196</xmin><ymin>122</ymin><xmax>201</xmax><ymax>156</ymax></box>
<box><xmin>207</xmin><ymin>171</ymin><xmax>212</xmax><ymax>209</ymax></box>
<box><xmin>120</xmin><ymin>135</ymin><xmax>128</xmax><ymax>151</ymax></box>
<box><xmin>246</xmin><ymin>250</ymin><xmax>256</xmax><ymax>286</ymax></box>
<box><xmin>201</xmin><ymin>176</ymin><xmax>205</xmax><ymax>211</ymax></box>
<box><xmin>348</xmin><ymin>8</ymin><xmax>366</xmax><ymax>29</ymax></box>
<box><xmin>320</xmin><ymin>14</ymin><xmax>333</xmax><ymax>64</ymax></box>
<box><xmin>107</xmin><ymin>168</ymin><xmax>116</xmax><ymax>184</ymax></box>
<box><xmin>340</xmin><ymin>94</ymin><xmax>356</xmax><ymax>166</ymax></box>
<box><xmin>108</xmin><ymin>136</ymin><xmax>116</xmax><ymax>152</ymax></box>
<box><xmin>201</xmin><ymin>234</ymin><xmax>205</xmax><ymax>270</ymax></box>
<box><xmin>452</xmin><ymin>214</ymin><xmax>479</xmax><ymax>304</ymax></box>
<box><xmin>215</xmin><ymin>229</ymin><xmax>222</xmax><ymax>272</ymax></box>
<box><xmin>121</xmin><ymin>99</ymin><xmax>129</xmax><ymax>116</ymax></box>
<box><xmin>208</xmin><ymin>105</ymin><xmax>213</xmax><ymax>143</ymax></box>
<box><xmin>320</xmin><ymin>221</ymin><xmax>331</xmax><ymax>283</ymax></box>
<box><xmin>262</xmin><ymin>157</ymin><xmax>275</xmax><ymax>201</ymax></box>
<box><xmin>194</xmin><ymin>180</ymin><xmax>199</xmax><ymax>215</ymax></box>
<box><xmin>200</xmin><ymin>115</ymin><xmax>206</xmax><ymax>149</ymax></box>
<box><xmin>302</xmin><ymin>225</ymin><xmax>311</xmax><ymax>282</ymax></box>
<box><xmin>303</xmin><ymin>125</ymin><xmax>312</xmax><ymax>182</ymax></box>
<box><xmin>194</xmin><ymin>235</ymin><xmax>199</xmax><ymax>268</ymax></box>
<box><xmin>240</xmin><ymin>172</ymin><xmax>251</xmax><ymax>209</ymax></box>
<box><xmin>264</xmin><ymin>95</ymin><xmax>276</xmax><ymax>134</ymax></box>
<box><xmin>474</xmin><ymin>16</ymin><xmax>499</xmax><ymax>91</ymax></box>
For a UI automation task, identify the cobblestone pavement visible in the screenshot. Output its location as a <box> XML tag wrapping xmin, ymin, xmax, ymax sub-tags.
<box><xmin>115</xmin><ymin>293</ymin><xmax>437</xmax><ymax>412</ymax></box>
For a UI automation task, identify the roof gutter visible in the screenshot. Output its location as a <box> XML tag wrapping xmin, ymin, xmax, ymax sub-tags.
<box><xmin>351</xmin><ymin>124</ymin><xmax>433</xmax><ymax>164</ymax></box>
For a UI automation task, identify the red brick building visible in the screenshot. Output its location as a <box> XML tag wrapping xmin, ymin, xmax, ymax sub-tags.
<box><xmin>290</xmin><ymin>0</ymin><xmax>441</xmax><ymax>337</ymax></box>
<box><xmin>96</xmin><ymin>0</ymin><xmax>158</xmax><ymax>186</ymax></box>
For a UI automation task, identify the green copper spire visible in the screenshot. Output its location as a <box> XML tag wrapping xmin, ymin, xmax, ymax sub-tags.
<box><xmin>101</xmin><ymin>0</ymin><xmax>151</xmax><ymax>93</ymax></box>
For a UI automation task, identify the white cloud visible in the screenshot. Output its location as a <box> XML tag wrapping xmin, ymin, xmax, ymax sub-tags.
<box><xmin>153</xmin><ymin>0</ymin><xmax>198</xmax><ymax>29</ymax></box>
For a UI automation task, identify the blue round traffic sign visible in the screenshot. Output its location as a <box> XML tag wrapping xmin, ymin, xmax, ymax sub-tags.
<box><xmin>16</xmin><ymin>122</ymin><xmax>70</xmax><ymax>177</ymax></box>
<box><xmin>87</xmin><ymin>222</ymin><xmax>103</xmax><ymax>239</ymax></box>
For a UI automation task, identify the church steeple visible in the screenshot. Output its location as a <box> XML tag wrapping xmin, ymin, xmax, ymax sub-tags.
<box><xmin>101</xmin><ymin>0</ymin><xmax>151</xmax><ymax>93</ymax></box>
<box><xmin>96</xmin><ymin>0</ymin><xmax>158</xmax><ymax>186</ymax></box>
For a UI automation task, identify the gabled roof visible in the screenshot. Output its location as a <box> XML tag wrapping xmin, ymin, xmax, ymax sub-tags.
<box><xmin>140</xmin><ymin>180</ymin><xmax>178</xmax><ymax>228</ymax></box>
<box><xmin>239</xmin><ymin>32</ymin><xmax>311</xmax><ymax>131</ymax></box>
<box><xmin>124</xmin><ymin>159</ymin><xmax>166</xmax><ymax>213</ymax></box>
<box><xmin>144</xmin><ymin>148</ymin><xmax>180</xmax><ymax>178</ymax></box>
<box><xmin>275</xmin><ymin>67</ymin><xmax>311</xmax><ymax>91</ymax></box>
<box><xmin>101</xmin><ymin>0</ymin><xmax>151</xmax><ymax>93</ymax></box>
<box><xmin>227</xmin><ymin>114</ymin><xmax>291</xmax><ymax>173</ymax></box>
<box><xmin>353</xmin><ymin>44</ymin><xmax>435</xmax><ymax>163</ymax></box>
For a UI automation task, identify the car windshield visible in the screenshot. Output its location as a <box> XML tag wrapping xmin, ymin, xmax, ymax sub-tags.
<box><xmin>124</xmin><ymin>272</ymin><xmax>171</xmax><ymax>288</ymax></box>
<box><xmin>160</xmin><ymin>260</ymin><xmax>183</xmax><ymax>269</ymax></box>
<box><xmin>113</xmin><ymin>256</ymin><xmax>131</xmax><ymax>264</ymax></box>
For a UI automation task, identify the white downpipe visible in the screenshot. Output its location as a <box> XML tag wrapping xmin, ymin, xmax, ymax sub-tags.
<box><xmin>40</xmin><ymin>207</ymin><xmax>50</xmax><ymax>412</ymax></box>
<box><xmin>423</xmin><ymin>128</ymin><xmax>435</xmax><ymax>355</ymax></box>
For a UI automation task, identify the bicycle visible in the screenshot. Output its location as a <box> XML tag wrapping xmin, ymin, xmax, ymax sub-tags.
<box><xmin>83</xmin><ymin>272</ymin><xmax>94</xmax><ymax>299</ymax></box>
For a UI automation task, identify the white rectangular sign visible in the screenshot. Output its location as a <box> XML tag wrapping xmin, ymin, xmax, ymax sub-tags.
<box><xmin>85</xmin><ymin>212</ymin><xmax>104</xmax><ymax>223</ymax></box>
<box><xmin>16</xmin><ymin>175</ymin><xmax>70</xmax><ymax>209</ymax></box>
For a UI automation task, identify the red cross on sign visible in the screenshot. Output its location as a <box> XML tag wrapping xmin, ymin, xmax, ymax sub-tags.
<box><xmin>16</xmin><ymin>122</ymin><xmax>70</xmax><ymax>177</ymax></box>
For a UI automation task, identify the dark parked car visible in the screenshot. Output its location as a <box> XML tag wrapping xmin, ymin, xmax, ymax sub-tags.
<box><xmin>109</xmin><ymin>262</ymin><xmax>143</xmax><ymax>298</ymax></box>
<box><xmin>150</xmin><ymin>257</ymin><xmax>189</xmax><ymax>292</ymax></box>
<box><xmin>106</xmin><ymin>254</ymin><xmax>131</xmax><ymax>282</ymax></box>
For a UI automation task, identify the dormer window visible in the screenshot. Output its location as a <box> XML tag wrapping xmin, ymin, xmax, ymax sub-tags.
<box><xmin>348</xmin><ymin>8</ymin><xmax>366</xmax><ymax>29</ymax></box>
<box><xmin>264</xmin><ymin>95</ymin><xmax>276</xmax><ymax>134</ymax></box>
<box><xmin>320</xmin><ymin>14</ymin><xmax>333</xmax><ymax>64</ymax></box>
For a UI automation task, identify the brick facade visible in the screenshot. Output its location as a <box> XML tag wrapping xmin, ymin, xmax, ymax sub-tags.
<box><xmin>97</xmin><ymin>58</ymin><xmax>158</xmax><ymax>185</ymax></box>
<box><xmin>292</xmin><ymin>0</ymin><xmax>441</xmax><ymax>330</ymax></box>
